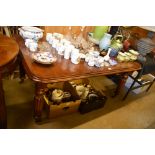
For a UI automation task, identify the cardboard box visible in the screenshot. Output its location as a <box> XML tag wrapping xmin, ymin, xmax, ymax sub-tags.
<box><xmin>44</xmin><ymin>81</ymin><xmax>81</xmax><ymax>118</ymax></box>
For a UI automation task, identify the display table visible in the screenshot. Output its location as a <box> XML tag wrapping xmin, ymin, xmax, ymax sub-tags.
<box><xmin>15</xmin><ymin>35</ymin><xmax>142</xmax><ymax>122</ymax></box>
<box><xmin>0</xmin><ymin>35</ymin><xmax>19</xmax><ymax>128</ymax></box>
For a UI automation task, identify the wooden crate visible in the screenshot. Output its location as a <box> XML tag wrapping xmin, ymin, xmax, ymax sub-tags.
<box><xmin>44</xmin><ymin>81</ymin><xmax>81</xmax><ymax>118</ymax></box>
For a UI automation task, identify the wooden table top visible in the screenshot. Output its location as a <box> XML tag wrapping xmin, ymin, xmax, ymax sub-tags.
<box><xmin>15</xmin><ymin>35</ymin><xmax>142</xmax><ymax>83</ymax></box>
<box><xmin>0</xmin><ymin>35</ymin><xmax>19</xmax><ymax>67</ymax></box>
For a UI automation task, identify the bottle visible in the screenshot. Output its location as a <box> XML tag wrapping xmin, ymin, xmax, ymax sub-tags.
<box><xmin>123</xmin><ymin>39</ymin><xmax>131</xmax><ymax>51</ymax></box>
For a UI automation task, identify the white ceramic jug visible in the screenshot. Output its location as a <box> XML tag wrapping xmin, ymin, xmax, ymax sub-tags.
<box><xmin>99</xmin><ymin>33</ymin><xmax>112</xmax><ymax>51</ymax></box>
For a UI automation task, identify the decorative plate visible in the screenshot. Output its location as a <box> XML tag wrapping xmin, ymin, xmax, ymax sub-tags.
<box><xmin>32</xmin><ymin>52</ymin><xmax>57</xmax><ymax>64</ymax></box>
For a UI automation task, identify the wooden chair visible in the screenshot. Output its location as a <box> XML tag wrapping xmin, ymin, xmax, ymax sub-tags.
<box><xmin>123</xmin><ymin>53</ymin><xmax>155</xmax><ymax>100</ymax></box>
<box><xmin>0</xmin><ymin>26</ymin><xmax>19</xmax><ymax>37</ymax></box>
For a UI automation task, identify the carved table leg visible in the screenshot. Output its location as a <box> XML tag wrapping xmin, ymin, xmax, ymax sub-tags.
<box><xmin>0</xmin><ymin>70</ymin><xmax>7</xmax><ymax>129</ymax></box>
<box><xmin>113</xmin><ymin>73</ymin><xmax>129</xmax><ymax>97</ymax></box>
<box><xmin>33</xmin><ymin>82</ymin><xmax>47</xmax><ymax>122</ymax></box>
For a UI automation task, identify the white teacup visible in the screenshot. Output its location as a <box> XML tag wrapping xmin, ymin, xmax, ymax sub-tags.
<box><xmin>64</xmin><ymin>48</ymin><xmax>71</xmax><ymax>59</ymax></box>
<box><xmin>49</xmin><ymin>37</ymin><xmax>55</xmax><ymax>45</ymax></box>
<box><xmin>95</xmin><ymin>59</ymin><xmax>104</xmax><ymax>67</ymax></box>
<box><xmin>29</xmin><ymin>42</ymin><xmax>38</xmax><ymax>50</ymax></box>
<box><xmin>46</xmin><ymin>33</ymin><xmax>53</xmax><ymax>42</ymax></box>
<box><xmin>89</xmin><ymin>51</ymin><xmax>100</xmax><ymax>58</ymax></box>
<box><xmin>52</xmin><ymin>39</ymin><xmax>59</xmax><ymax>48</ymax></box>
<box><xmin>25</xmin><ymin>39</ymin><xmax>38</xmax><ymax>52</ymax></box>
<box><xmin>71</xmin><ymin>48</ymin><xmax>79</xmax><ymax>59</ymax></box>
<box><xmin>57</xmin><ymin>45</ymin><xmax>65</xmax><ymax>55</ymax></box>
<box><xmin>71</xmin><ymin>49</ymin><xmax>80</xmax><ymax>64</ymax></box>
<box><xmin>85</xmin><ymin>54</ymin><xmax>93</xmax><ymax>62</ymax></box>
<box><xmin>64</xmin><ymin>45</ymin><xmax>74</xmax><ymax>59</ymax></box>
<box><xmin>71</xmin><ymin>56</ymin><xmax>80</xmax><ymax>64</ymax></box>
<box><xmin>30</xmin><ymin>46</ymin><xmax>37</xmax><ymax>52</ymax></box>
<box><xmin>25</xmin><ymin>39</ymin><xmax>34</xmax><ymax>48</ymax></box>
<box><xmin>88</xmin><ymin>59</ymin><xmax>95</xmax><ymax>67</ymax></box>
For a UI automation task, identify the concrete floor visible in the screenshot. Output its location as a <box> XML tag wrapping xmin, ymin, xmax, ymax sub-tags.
<box><xmin>3</xmin><ymin>75</ymin><xmax>155</xmax><ymax>129</ymax></box>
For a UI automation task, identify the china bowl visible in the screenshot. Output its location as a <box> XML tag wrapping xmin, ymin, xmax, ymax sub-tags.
<box><xmin>19</xmin><ymin>26</ymin><xmax>44</xmax><ymax>41</ymax></box>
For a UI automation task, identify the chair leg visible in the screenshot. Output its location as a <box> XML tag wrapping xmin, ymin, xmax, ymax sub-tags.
<box><xmin>122</xmin><ymin>70</ymin><xmax>141</xmax><ymax>100</ymax></box>
<box><xmin>146</xmin><ymin>78</ymin><xmax>155</xmax><ymax>92</ymax></box>
<box><xmin>122</xmin><ymin>79</ymin><xmax>137</xmax><ymax>100</ymax></box>
<box><xmin>4</xmin><ymin>26</ymin><xmax>11</xmax><ymax>37</ymax></box>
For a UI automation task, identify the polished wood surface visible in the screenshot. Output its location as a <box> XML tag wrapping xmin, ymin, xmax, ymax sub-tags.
<box><xmin>0</xmin><ymin>35</ymin><xmax>19</xmax><ymax>67</ymax></box>
<box><xmin>0</xmin><ymin>35</ymin><xmax>19</xmax><ymax>128</ymax></box>
<box><xmin>15</xmin><ymin>35</ymin><xmax>141</xmax><ymax>83</ymax></box>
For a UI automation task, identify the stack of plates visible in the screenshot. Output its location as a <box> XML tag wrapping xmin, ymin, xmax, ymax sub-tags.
<box><xmin>137</xmin><ymin>38</ymin><xmax>155</xmax><ymax>56</ymax></box>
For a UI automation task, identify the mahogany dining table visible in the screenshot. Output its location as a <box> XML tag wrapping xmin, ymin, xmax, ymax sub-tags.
<box><xmin>15</xmin><ymin>35</ymin><xmax>142</xmax><ymax>122</ymax></box>
<box><xmin>0</xmin><ymin>35</ymin><xmax>19</xmax><ymax>128</ymax></box>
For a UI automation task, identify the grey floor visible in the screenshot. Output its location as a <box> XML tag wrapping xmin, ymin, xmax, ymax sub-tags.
<box><xmin>3</xmin><ymin>75</ymin><xmax>155</xmax><ymax>129</ymax></box>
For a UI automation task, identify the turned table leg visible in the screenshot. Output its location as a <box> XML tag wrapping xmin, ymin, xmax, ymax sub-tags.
<box><xmin>113</xmin><ymin>73</ymin><xmax>129</xmax><ymax>97</ymax></box>
<box><xmin>33</xmin><ymin>82</ymin><xmax>47</xmax><ymax>122</ymax></box>
<box><xmin>0</xmin><ymin>70</ymin><xmax>7</xmax><ymax>129</ymax></box>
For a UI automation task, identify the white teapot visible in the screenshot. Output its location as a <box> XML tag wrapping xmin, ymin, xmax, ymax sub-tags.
<box><xmin>52</xmin><ymin>89</ymin><xmax>64</xmax><ymax>103</ymax></box>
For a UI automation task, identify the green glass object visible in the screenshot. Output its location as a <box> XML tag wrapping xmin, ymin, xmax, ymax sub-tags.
<box><xmin>93</xmin><ymin>26</ymin><xmax>109</xmax><ymax>40</ymax></box>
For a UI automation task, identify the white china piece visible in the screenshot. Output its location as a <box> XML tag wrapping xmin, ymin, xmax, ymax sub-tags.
<box><xmin>85</xmin><ymin>51</ymin><xmax>106</xmax><ymax>67</ymax></box>
<box><xmin>25</xmin><ymin>39</ymin><xmax>38</xmax><ymax>52</ymax></box>
<box><xmin>21</xmin><ymin>26</ymin><xmax>43</xmax><ymax>33</ymax></box>
<box><xmin>71</xmin><ymin>49</ymin><xmax>80</xmax><ymax>64</ymax></box>
<box><xmin>19</xmin><ymin>26</ymin><xmax>44</xmax><ymax>41</ymax></box>
<box><xmin>52</xmin><ymin>89</ymin><xmax>64</xmax><ymax>103</ymax></box>
<box><xmin>64</xmin><ymin>45</ymin><xmax>74</xmax><ymax>59</ymax></box>
<box><xmin>45</xmin><ymin>33</ymin><xmax>117</xmax><ymax>67</ymax></box>
<box><xmin>103</xmin><ymin>48</ymin><xmax>111</xmax><ymax>61</ymax></box>
<box><xmin>32</xmin><ymin>52</ymin><xmax>57</xmax><ymax>65</ymax></box>
<box><xmin>46</xmin><ymin>33</ymin><xmax>53</xmax><ymax>42</ymax></box>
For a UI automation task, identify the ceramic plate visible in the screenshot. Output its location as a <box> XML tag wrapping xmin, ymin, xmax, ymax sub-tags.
<box><xmin>21</xmin><ymin>26</ymin><xmax>44</xmax><ymax>33</ymax></box>
<box><xmin>32</xmin><ymin>52</ymin><xmax>56</xmax><ymax>64</ymax></box>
